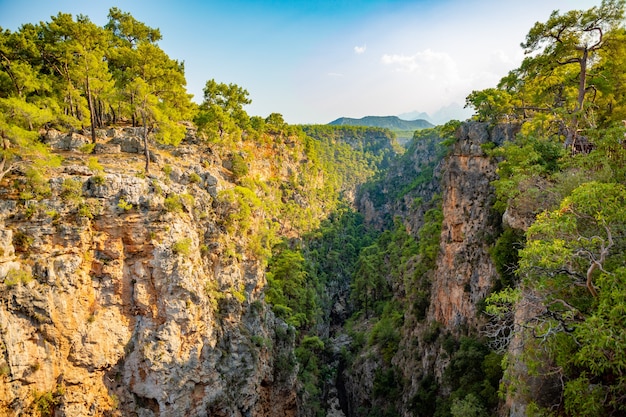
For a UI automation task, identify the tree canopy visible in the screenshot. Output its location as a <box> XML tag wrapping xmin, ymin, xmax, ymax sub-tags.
<box><xmin>475</xmin><ymin>2</ymin><xmax>626</xmax><ymax>415</ymax></box>
<box><xmin>0</xmin><ymin>8</ymin><xmax>194</xmax><ymax>176</ymax></box>
<box><xmin>466</xmin><ymin>0</ymin><xmax>626</xmax><ymax>143</ymax></box>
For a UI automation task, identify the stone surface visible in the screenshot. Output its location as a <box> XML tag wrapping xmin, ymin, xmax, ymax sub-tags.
<box><xmin>0</xmin><ymin>129</ymin><xmax>298</xmax><ymax>416</ymax></box>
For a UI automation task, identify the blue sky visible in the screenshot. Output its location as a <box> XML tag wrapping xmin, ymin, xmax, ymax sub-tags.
<box><xmin>1</xmin><ymin>0</ymin><xmax>600</xmax><ymax>124</ymax></box>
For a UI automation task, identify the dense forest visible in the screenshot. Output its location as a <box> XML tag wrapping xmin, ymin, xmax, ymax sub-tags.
<box><xmin>467</xmin><ymin>0</ymin><xmax>626</xmax><ymax>415</ymax></box>
<box><xmin>1</xmin><ymin>1</ymin><xmax>626</xmax><ymax>416</ymax></box>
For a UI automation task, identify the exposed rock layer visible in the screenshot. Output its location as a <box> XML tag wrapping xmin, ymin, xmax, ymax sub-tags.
<box><xmin>0</xmin><ymin>128</ymin><xmax>297</xmax><ymax>416</ymax></box>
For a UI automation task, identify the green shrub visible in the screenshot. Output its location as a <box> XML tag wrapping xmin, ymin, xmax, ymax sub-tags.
<box><xmin>87</xmin><ymin>156</ymin><xmax>103</xmax><ymax>172</ymax></box>
<box><xmin>79</xmin><ymin>143</ymin><xmax>96</xmax><ymax>154</ymax></box>
<box><xmin>77</xmin><ymin>202</ymin><xmax>97</xmax><ymax>219</ymax></box>
<box><xmin>33</xmin><ymin>386</ymin><xmax>64</xmax><ymax>417</ymax></box>
<box><xmin>117</xmin><ymin>198</ymin><xmax>133</xmax><ymax>211</ymax></box>
<box><xmin>60</xmin><ymin>178</ymin><xmax>83</xmax><ymax>202</ymax></box>
<box><xmin>164</xmin><ymin>195</ymin><xmax>183</xmax><ymax>213</ymax></box>
<box><xmin>23</xmin><ymin>168</ymin><xmax>52</xmax><ymax>200</ymax></box>
<box><xmin>24</xmin><ymin>203</ymin><xmax>40</xmax><ymax>219</ymax></box>
<box><xmin>172</xmin><ymin>238</ymin><xmax>192</xmax><ymax>256</ymax></box>
<box><xmin>231</xmin><ymin>153</ymin><xmax>249</xmax><ymax>180</ymax></box>
<box><xmin>189</xmin><ymin>172</ymin><xmax>202</xmax><ymax>183</ymax></box>
<box><xmin>489</xmin><ymin>227</ymin><xmax>525</xmax><ymax>291</ymax></box>
<box><xmin>12</xmin><ymin>231</ymin><xmax>34</xmax><ymax>252</ymax></box>
<box><xmin>4</xmin><ymin>269</ymin><xmax>33</xmax><ymax>287</ymax></box>
<box><xmin>180</xmin><ymin>193</ymin><xmax>195</xmax><ymax>208</ymax></box>
<box><xmin>91</xmin><ymin>175</ymin><xmax>106</xmax><ymax>185</ymax></box>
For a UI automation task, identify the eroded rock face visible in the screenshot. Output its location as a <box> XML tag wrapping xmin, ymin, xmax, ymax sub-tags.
<box><xmin>0</xmin><ymin>130</ymin><xmax>297</xmax><ymax>416</ymax></box>
<box><xmin>430</xmin><ymin>122</ymin><xmax>518</xmax><ymax>330</ymax></box>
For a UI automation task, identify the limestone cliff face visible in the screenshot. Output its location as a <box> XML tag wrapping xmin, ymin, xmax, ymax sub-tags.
<box><xmin>357</xmin><ymin>131</ymin><xmax>444</xmax><ymax>235</ymax></box>
<box><xmin>0</xmin><ymin>128</ymin><xmax>297</xmax><ymax>416</ymax></box>
<box><xmin>345</xmin><ymin>122</ymin><xmax>519</xmax><ymax>417</ymax></box>
<box><xmin>429</xmin><ymin>122</ymin><xmax>518</xmax><ymax>329</ymax></box>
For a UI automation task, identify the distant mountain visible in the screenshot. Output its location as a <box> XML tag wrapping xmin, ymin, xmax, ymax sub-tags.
<box><xmin>328</xmin><ymin>115</ymin><xmax>433</xmax><ymax>131</ymax></box>
<box><xmin>430</xmin><ymin>103</ymin><xmax>472</xmax><ymax>125</ymax></box>
<box><xmin>398</xmin><ymin>103</ymin><xmax>473</xmax><ymax>126</ymax></box>
<box><xmin>397</xmin><ymin>111</ymin><xmax>433</xmax><ymax>123</ymax></box>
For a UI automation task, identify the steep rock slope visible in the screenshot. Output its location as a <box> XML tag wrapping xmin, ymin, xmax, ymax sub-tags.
<box><xmin>344</xmin><ymin>122</ymin><xmax>519</xmax><ymax>417</ymax></box>
<box><xmin>0</xmin><ymin>128</ymin><xmax>305</xmax><ymax>416</ymax></box>
<box><xmin>430</xmin><ymin>122</ymin><xmax>518</xmax><ymax>329</ymax></box>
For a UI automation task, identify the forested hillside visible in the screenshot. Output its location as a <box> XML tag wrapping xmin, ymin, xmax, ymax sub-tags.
<box><xmin>1</xmin><ymin>1</ymin><xmax>626</xmax><ymax>417</ymax></box>
<box><xmin>466</xmin><ymin>0</ymin><xmax>626</xmax><ymax>415</ymax></box>
<box><xmin>328</xmin><ymin>116</ymin><xmax>433</xmax><ymax>145</ymax></box>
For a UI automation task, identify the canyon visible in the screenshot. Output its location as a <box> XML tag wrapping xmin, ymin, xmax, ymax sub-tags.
<box><xmin>1</xmin><ymin>121</ymin><xmax>521</xmax><ymax>416</ymax></box>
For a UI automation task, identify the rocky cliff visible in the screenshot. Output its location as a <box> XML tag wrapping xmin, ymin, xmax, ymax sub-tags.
<box><xmin>344</xmin><ymin>122</ymin><xmax>520</xmax><ymax>417</ymax></box>
<box><xmin>0</xmin><ymin>127</ymin><xmax>300</xmax><ymax>416</ymax></box>
<box><xmin>430</xmin><ymin>122</ymin><xmax>518</xmax><ymax>330</ymax></box>
<box><xmin>1</xmin><ymin>121</ymin><xmax>523</xmax><ymax>417</ymax></box>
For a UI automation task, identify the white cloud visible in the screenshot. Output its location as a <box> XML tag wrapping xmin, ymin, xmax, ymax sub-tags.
<box><xmin>327</xmin><ymin>72</ymin><xmax>344</xmax><ymax>78</ymax></box>
<box><xmin>381</xmin><ymin>49</ymin><xmax>459</xmax><ymax>80</ymax></box>
<box><xmin>354</xmin><ymin>44</ymin><xmax>367</xmax><ymax>54</ymax></box>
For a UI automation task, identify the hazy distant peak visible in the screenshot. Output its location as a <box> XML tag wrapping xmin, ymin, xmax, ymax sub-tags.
<box><xmin>328</xmin><ymin>115</ymin><xmax>433</xmax><ymax>130</ymax></box>
<box><xmin>398</xmin><ymin>103</ymin><xmax>472</xmax><ymax>126</ymax></box>
<box><xmin>397</xmin><ymin>111</ymin><xmax>432</xmax><ymax>123</ymax></box>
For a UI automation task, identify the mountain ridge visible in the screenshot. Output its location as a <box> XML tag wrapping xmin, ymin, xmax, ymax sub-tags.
<box><xmin>328</xmin><ymin>115</ymin><xmax>433</xmax><ymax>131</ymax></box>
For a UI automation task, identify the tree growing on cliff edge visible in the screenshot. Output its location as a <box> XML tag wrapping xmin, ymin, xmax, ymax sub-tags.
<box><xmin>466</xmin><ymin>0</ymin><xmax>626</xmax><ymax>135</ymax></box>
<box><xmin>520</xmin><ymin>0</ymin><xmax>625</xmax><ymax>146</ymax></box>
<box><xmin>194</xmin><ymin>79</ymin><xmax>251</xmax><ymax>141</ymax></box>
<box><xmin>489</xmin><ymin>182</ymin><xmax>626</xmax><ymax>414</ymax></box>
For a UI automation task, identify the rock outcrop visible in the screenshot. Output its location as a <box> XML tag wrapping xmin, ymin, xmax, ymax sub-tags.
<box><xmin>429</xmin><ymin>122</ymin><xmax>518</xmax><ymax>330</ymax></box>
<box><xmin>345</xmin><ymin>122</ymin><xmax>520</xmax><ymax>417</ymax></box>
<box><xmin>0</xmin><ymin>128</ymin><xmax>298</xmax><ymax>416</ymax></box>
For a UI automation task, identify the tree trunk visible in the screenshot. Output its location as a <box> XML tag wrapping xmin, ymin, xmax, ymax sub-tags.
<box><xmin>110</xmin><ymin>105</ymin><xmax>117</xmax><ymax>124</ymax></box>
<box><xmin>142</xmin><ymin>111</ymin><xmax>150</xmax><ymax>173</ymax></box>
<box><xmin>576</xmin><ymin>48</ymin><xmax>588</xmax><ymax>112</ymax></box>
<box><xmin>86</xmin><ymin>74</ymin><xmax>97</xmax><ymax>144</ymax></box>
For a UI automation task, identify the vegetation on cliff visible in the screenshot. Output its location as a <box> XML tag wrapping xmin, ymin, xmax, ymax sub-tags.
<box><xmin>2</xmin><ymin>1</ymin><xmax>626</xmax><ymax>416</ymax></box>
<box><xmin>469</xmin><ymin>0</ymin><xmax>626</xmax><ymax>415</ymax></box>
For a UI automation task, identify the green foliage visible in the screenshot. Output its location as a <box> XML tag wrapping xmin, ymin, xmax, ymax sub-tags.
<box><xmin>266</xmin><ymin>249</ymin><xmax>315</xmax><ymax>329</ymax></box>
<box><xmin>162</xmin><ymin>164</ymin><xmax>173</xmax><ymax>177</ymax></box>
<box><xmin>450</xmin><ymin>394</ymin><xmax>488</xmax><ymax>417</ymax></box>
<box><xmin>164</xmin><ymin>194</ymin><xmax>183</xmax><ymax>213</ymax></box>
<box><xmin>465</xmin><ymin>88</ymin><xmax>514</xmax><ymax>123</ymax></box>
<box><xmin>218</xmin><ymin>186</ymin><xmax>263</xmax><ymax>236</ymax></box>
<box><xmin>12</xmin><ymin>230</ymin><xmax>34</xmax><ymax>252</ymax></box>
<box><xmin>188</xmin><ymin>172</ymin><xmax>201</xmax><ymax>184</ymax></box>
<box><xmin>60</xmin><ymin>178</ymin><xmax>83</xmax><ymax>203</ymax></box>
<box><xmin>466</xmin><ymin>0</ymin><xmax>626</xmax><ymax>133</ymax></box>
<box><xmin>21</xmin><ymin>168</ymin><xmax>53</xmax><ymax>201</ymax></box>
<box><xmin>492</xmin><ymin>181</ymin><xmax>626</xmax><ymax>414</ymax></box>
<box><xmin>369</xmin><ymin>302</ymin><xmax>403</xmax><ymax>363</ymax></box>
<box><xmin>0</xmin><ymin>8</ymin><xmax>192</xmax><ymax>175</ymax></box>
<box><xmin>357</xmin><ymin>126</ymin><xmax>446</xmax><ymax>215</ymax></box>
<box><xmin>408</xmin><ymin>374</ymin><xmax>439</xmax><ymax>416</ymax></box>
<box><xmin>417</xmin><ymin>205</ymin><xmax>443</xmax><ymax>267</ymax></box>
<box><xmin>77</xmin><ymin>202</ymin><xmax>95</xmax><ymax>219</ymax></box>
<box><xmin>194</xmin><ymin>79</ymin><xmax>251</xmax><ymax>141</ymax></box>
<box><xmin>302</xmin><ymin>124</ymin><xmax>401</xmax><ymax>194</ymax></box>
<box><xmin>172</xmin><ymin>238</ymin><xmax>192</xmax><ymax>257</ymax></box>
<box><xmin>79</xmin><ymin>143</ymin><xmax>96</xmax><ymax>154</ymax></box>
<box><xmin>117</xmin><ymin>198</ymin><xmax>133</xmax><ymax>211</ymax></box>
<box><xmin>87</xmin><ymin>157</ymin><xmax>103</xmax><ymax>172</ymax></box>
<box><xmin>91</xmin><ymin>174</ymin><xmax>106</xmax><ymax>185</ymax></box>
<box><xmin>491</xmin><ymin>134</ymin><xmax>565</xmax><ymax>213</ymax></box>
<box><xmin>230</xmin><ymin>153</ymin><xmax>249</xmax><ymax>180</ymax></box>
<box><xmin>371</xmin><ymin>367</ymin><xmax>402</xmax><ymax>416</ymax></box>
<box><xmin>489</xmin><ymin>227</ymin><xmax>525</xmax><ymax>290</ymax></box>
<box><xmin>3</xmin><ymin>269</ymin><xmax>33</xmax><ymax>287</ymax></box>
<box><xmin>443</xmin><ymin>338</ymin><xmax>502</xmax><ymax>415</ymax></box>
<box><xmin>32</xmin><ymin>386</ymin><xmax>64</xmax><ymax>417</ymax></box>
